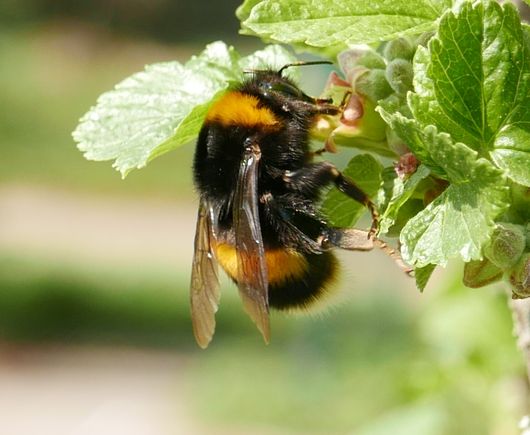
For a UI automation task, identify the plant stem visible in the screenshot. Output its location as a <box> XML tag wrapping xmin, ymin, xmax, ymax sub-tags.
<box><xmin>509</xmin><ymin>294</ymin><xmax>530</xmax><ymax>433</ymax></box>
<box><xmin>510</xmin><ymin>296</ymin><xmax>530</xmax><ymax>382</ymax></box>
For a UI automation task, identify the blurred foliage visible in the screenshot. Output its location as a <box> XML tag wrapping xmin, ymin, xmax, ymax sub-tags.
<box><xmin>188</xmin><ymin>279</ymin><xmax>525</xmax><ymax>435</ymax></box>
<box><xmin>0</xmin><ymin>0</ymin><xmax>244</xmax><ymax>43</ymax></box>
<box><xmin>0</xmin><ymin>255</ymin><xmax>193</xmax><ymax>346</ymax></box>
<box><xmin>0</xmin><ymin>254</ymin><xmax>268</xmax><ymax>348</ymax></box>
<box><xmin>0</xmin><ymin>28</ymin><xmax>196</xmax><ymax>198</ymax></box>
<box><xmin>0</xmin><ymin>254</ymin><xmax>524</xmax><ymax>434</ymax></box>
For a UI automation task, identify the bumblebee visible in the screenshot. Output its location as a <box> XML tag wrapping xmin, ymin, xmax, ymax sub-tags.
<box><xmin>190</xmin><ymin>62</ymin><xmax>380</xmax><ymax>348</ymax></box>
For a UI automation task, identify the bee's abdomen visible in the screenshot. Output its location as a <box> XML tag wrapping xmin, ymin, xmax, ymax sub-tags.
<box><xmin>215</xmin><ymin>243</ymin><xmax>308</xmax><ymax>286</ymax></box>
<box><xmin>214</xmin><ymin>242</ymin><xmax>339</xmax><ymax>311</ymax></box>
<box><xmin>268</xmin><ymin>251</ymin><xmax>338</xmax><ymax>310</ymax></box>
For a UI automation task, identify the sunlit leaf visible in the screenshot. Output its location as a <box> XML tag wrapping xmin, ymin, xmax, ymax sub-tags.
<box><xmin>73</xmin><ymin>42</ymin><xmax>296</xmax><ymax>177</ymax></box>
<box><xmin>385</xmin><ymin>121</ymin><xmax>510</xmax><ymax>267</ymax></box>
<box><xmin>322</xmin><ymin>154</ymin><xmax>382</xmax><ymax>227</ymax></box>
<box><xmin>409</xmin><ymin>1</ymin><xmax>530</xmax><ymax>186</ymax></box>
<box><xmin>240</xmin><ymin>0</ymin><xmax>452</xmax><ymax>50</ymax></box>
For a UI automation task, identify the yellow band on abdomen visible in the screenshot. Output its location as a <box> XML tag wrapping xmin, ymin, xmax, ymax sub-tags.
<box><xmin>215</xmin><ymin>243</ymin><xmax>308</xmax><ymax>285</ymax></box>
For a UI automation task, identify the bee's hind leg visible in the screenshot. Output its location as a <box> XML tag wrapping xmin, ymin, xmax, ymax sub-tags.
<box><xmin>321</xmin><ymin>228</ymin><xmax>374</xmax><ymax>251</ymax></box>
<box><xmin>323</xmin><ymin>228</ymin><xmax>413</xmax><ymax>277</ymax></box>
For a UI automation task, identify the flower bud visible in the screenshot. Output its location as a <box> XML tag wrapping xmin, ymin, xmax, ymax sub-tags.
<box><xmin>509</xmin><ymin>253</ymin><xmax>530</xmax><ymax>298</ymax></box>
<box><xmin>332</xmin><ymin>96</ymin><xmax>387</xmax><ymax>142</ymax></box>
<box><xmin>356</xmin><ymin>50</ymin><xmax>387</xmax><ymax>69</ymax></box>
<box><xmin>484</xmin><ymin>223</ymin><xmax>526</xmax><ymax>269</ymax></box>
<box><xmin>383</xmin><ymin>38</ymin><xmax>414</xmax><ymax>61</ymax></box>
<box><xmin>395</xmin><ymin>153</ymin><xmax>419</xmax><ymax>179</ymax></box>
<box><xmin>463</xmin><ymin>259</ymin><xmax>503</xmax><ymax>288</ymax></box>
<box><xmin>338</xmin><ymin>47</ymin><xmax>386</xmax><ymax>80</ymax></box>
<box><xmin>415</xmin><ymin>32</ymin><xmax>435</xmax><ymax>48</ymax></box>
<box><xmin>385</xmin><ymin>59</ymin><xmax>414</xmax><ymax>95</ymax></box>
<box><xmin>355</xmin><ymin>69</ymin><xmax>393</xmax><ymax>102</ymax></box>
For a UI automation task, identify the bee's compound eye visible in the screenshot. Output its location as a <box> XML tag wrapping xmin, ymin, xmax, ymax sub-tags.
<box><xmin>259</xmin><ymin>80</ymin><xmax>301</xmax><ymax>97</ymax></box>
<box><xmin>258</xmin><ymin>82</ymin><xmax>273</xmax><ymax>92</ymax></box>
<box><xmin>271</xmin><ymin>82</ymin><xmax>302</xmax><ymax>97</ymax></box>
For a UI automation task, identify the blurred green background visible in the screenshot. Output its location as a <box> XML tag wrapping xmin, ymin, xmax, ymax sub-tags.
<box><xmin>0</xmin><ymin>1</ymin><xmax>528</xmax><ymax>434</ymax></box>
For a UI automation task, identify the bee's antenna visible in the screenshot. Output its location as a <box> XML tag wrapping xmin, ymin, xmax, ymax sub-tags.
<box><xmin>278</xmin><ymin>60</ymin><xmax>333</xmax><ymax>76</ymax></box>
<box><xmin>242</xmin><ymin>61</ymin><xmax>332</xmax><ymax>76</ymax></box>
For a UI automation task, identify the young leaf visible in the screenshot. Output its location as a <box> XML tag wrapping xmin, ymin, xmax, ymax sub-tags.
<box><xmin>322</xmin><ymin>154</ymin><xmax>382</xmax><ymax>227</ymax></box>
<box><xmin>415</xmin><ymin>264</ymin><xmax>436</xmax><ymax>292</ymax></box>
<box><xmin>409</xmin><ymin>1</ymin><xmax>530</xmax><ymax>186</ymax></box>
<box><xmin>73</xmin><ymin>42</ymin><xmax>296</xmax><ymax>177</ymax></box>
<box><xmin>239</xmin><ymin>44</ymin><xmax>299</xmax><ymax>79</ymax></box>
<box><xmin>398</xmin><ymin>124</ymin><xmax>509</xmax><ymax>268</ymax></box>
<box><xmin>239</xmin><ymin>0</ymin><xmax>452</xmax><ymax>50</ymax></box>
<box><xmin>377</xmin><ymin>109</ymin><xmax>445</xmax><ymax>177</ymax></box>
<box><xmin>236</xmin><ymin>0</ymin><xmax>262</xmax><ymax>24</ymax></box>
<box><xmin>379</xmin><ymin>165</ymin><xmax>431</xmax><ymax>235</ymax></box>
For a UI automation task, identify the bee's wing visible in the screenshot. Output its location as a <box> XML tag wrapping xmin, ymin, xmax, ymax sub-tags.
<box><xmin>233</xmin><ymin>145</ymin><xmax>270</xmax><ymax>343</ymax></box>
<box><xmin>190</xmin><ymin>200</ymin><xmax>220</xmax><ymax>349</ymax></box>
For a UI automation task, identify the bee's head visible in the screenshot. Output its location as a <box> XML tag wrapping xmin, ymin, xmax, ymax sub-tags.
<box><xmin>243</xmin><ymin>60</ymin><xmax>332</xmax><ymax>106</ymax></box>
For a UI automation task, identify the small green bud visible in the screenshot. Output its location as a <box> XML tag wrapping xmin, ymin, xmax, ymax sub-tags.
<box><xmin>355</xmin><ymin>69</ymin><xmax>393</xmax><ymax>102</ymax></box>
<box><xmin>338</xmin><ymin>48</ymin><xmax>386</xmax><ymax>81</ymax></box>
<box><xmin>356</xmin><ymin>51</ymin><xmax>387</xmax><ymax>69</ymax></box>
<box><xmin>463</xmin><ymin>259</ymin><xmax>503</xmax><ymax>288</ymax></box>
<box><xmin>509</xmin><ymin>253</ymin><xmax>530</xmax><ymax>298</ymax></box>
<box><xmin>415</xmin><ymin>32</ymin><xmax>435</xmax><ymax>48</ymax></box>
<box><xmin>385</xmin><ymin>59</ymin><xmax>413</xmax><ymax>95</ymax></box>
<box><xmin>484</xmin><ymin>223</ymin><xmax>526</xmax><ymax>269</ymax></box>
<box><xmin>383</xmin><ymin>38</ymin><xmax>414</xmax><ymax>61</ymax></box>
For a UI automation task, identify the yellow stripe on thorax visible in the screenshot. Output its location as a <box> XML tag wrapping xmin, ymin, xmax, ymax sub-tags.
<box><xmin>205</xmin><ymin>91</ymin><xmax>280</xmax><ymax>128</ymax></box>
<box><xmin>215</xmin><ymin>243</ymin><xmax>308</xmax><ymax>285</ymax></box>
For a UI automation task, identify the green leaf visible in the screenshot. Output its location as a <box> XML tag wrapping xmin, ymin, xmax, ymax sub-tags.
<box><xmin>236</xmin><ymin>0</ymin><xmax>262</xmax><ymax>23</ymax></box>
<box><xmin>322</xmin><ymin>154</ymin><xmax>382</xmax><ymax>227</ymax></box>
<box><xmin>240</xmin><ymin>0</ymin><xmax>451</xmax><ymax>50</ymax></box>
<box><xmin>73</xmin><ymin>42</ymin><xmax>297</xmax><ymax>177</ymax></box>
<box><xmin>73</xmin><ymin>42</ymin><xmax>238</xmax><ymax>177</ymax></box>
<box><xmin>145</xmin><ymin>93</ymin><xmax>225</xmax><ymax>163</ymax></box>
<box><xmin>398</xmin><ymin>124</ymin><xmax>509</xmax><ymax>267</ymax></box>
<box><xmin>238</xmin><ymin>44</ymin><xmax>299</xmax><ymax>80</ymax></box>
<box><xmin>409</xmin><ymin>1</ymin><xmax>530</xmax><ymax>186</ymax></box>
<box><xmin>377</xmin><ymin>109</ymin><xmax>446</xmax><ymax>177</ymax></box>
<box><xmin>415</xmin><ymin>264</ymin><xmax>436</xmax><ymax>292</ymax></box>
<box><xmin>379</xmin><ymin>165</ymin><xmax>431</xmax><ymax>235</ymax></box>
<box><xmin>385</xmin><ymin>199</ymin><xmax>424</xmax><ymax>237</ymax></box>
